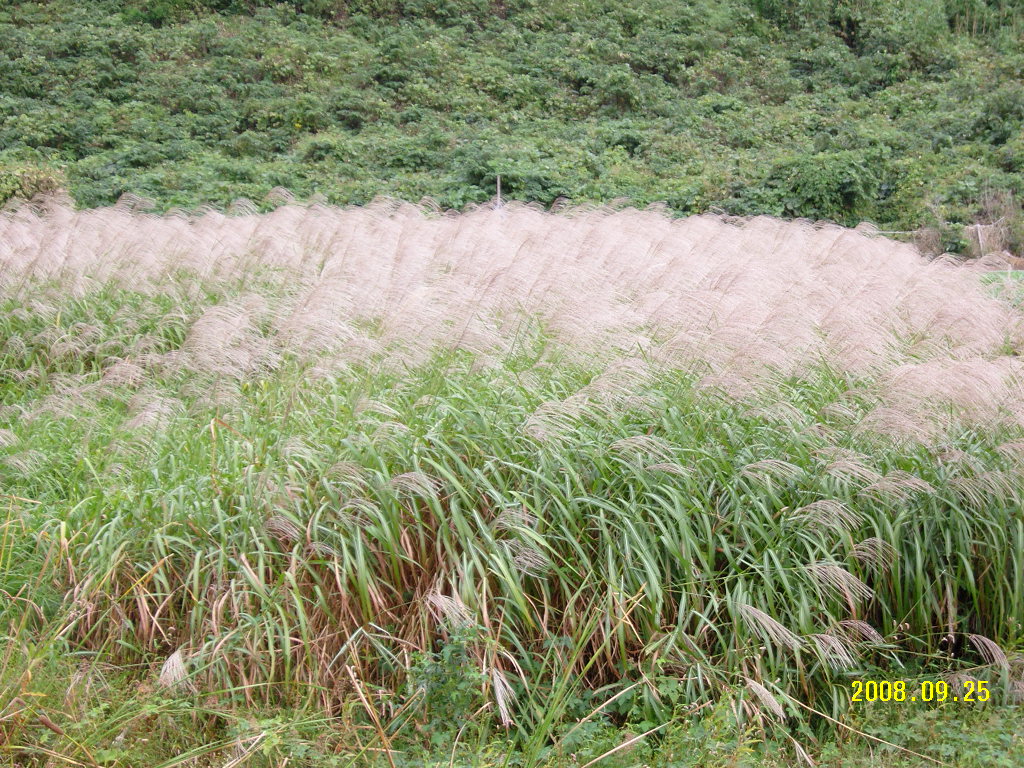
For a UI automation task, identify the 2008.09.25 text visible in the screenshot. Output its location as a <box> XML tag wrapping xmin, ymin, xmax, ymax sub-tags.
<box><xmin>850</xmin><ymin>679</ymin><xmax>990</xmax><ymax>703</ymax></box>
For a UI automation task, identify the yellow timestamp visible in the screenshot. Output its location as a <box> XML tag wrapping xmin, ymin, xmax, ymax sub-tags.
<box><xmin>851</xmin><ymin>679</ymin><xmax>990</xmax><ymax>703</ymax></box>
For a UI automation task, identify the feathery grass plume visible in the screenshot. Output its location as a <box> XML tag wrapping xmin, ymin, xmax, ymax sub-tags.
<box><xmin>739</xmin><ymin>459</ymin><xmax>804</xmax><ymax>483</ymax></box>
<box><xmin>306</xmin><ymin>538</ymin><xmax>342</xmax><ymax>560</ymax></box>
<box><xmin>582</xmin><ymin>358</ymin><xmax>653</xmax><ymax>400</ymax></box>
<box><xmin>157</xmin><ymin>648</ymin><xmax>196</xmax><ymax>694</ymax></box>
<box><xmin>995</xmin><ymin>440</ymin><xmax>1024</xmax><ymax>461</ymax></box>
<box><xmin>745</xmin><ymin>402</ymin><xmax>811</xmax><ymax>430</ymax></box>
<box><xmin>369</xmin><ymin>420</ymin><xmax>412</xmax><ymax>450</ymax></box>
<box><xmin>968</xmin><ymin>634</ymin><xmax>1010</xmax><ymax>670</ymax></box>
<box><xmin>857</xmin><ymin>470</ymin><xmax>935</xmax><ymax>503</ymax></box>
<box><xmin>124</xmin><ymin>392</ymin><xmax>180</xmax><ymax>431</ymax></box>
<box><xmin>790</xmin><ymin>738</ymin><xmax>816</xmax><ymax>768</ymax></box>
<box><xmin>354</xmin><ymin>398</ymin><xmax>402</xmax><ymax>419</ymax></box>
<box><xmin>933</xmin><ymin>445</ymin><xmax>984</xmax><ymax>469</ymax></box>
<box><xmin>810</xmin><ymin>633</ymin><xmax>857</xmax><ymax>670</ymax></box>
<box><xmin>822</xmin><ymin>457</ymin><xmax>883</xmax><ymax>485</ymax></box>
<box><xmin>743</xmin><ymin>677</ymin><xmax>787</xmax><ymax>721</ymax></box>
<box><xmin>179</xmin><ymin>298</ymin><xmax>277</xmax><ymax>379</ymax></box>
<box><xmin>100</xmin><ymin>359</ymin><xmax>146</xmax><ymax>388</ymax></box>
<box><xmin>884</xmin><ymin>357</ymin><xmax>1024</xmax><ymax>421</ymax></box>
<box><xmin>816</xmin><ymin>401</ymin><xmax>863</xmax><ymax>423</ymax></box>
<box><xmin>327</xmin><ymin>460</ymin><xmax>367</xmax><ymax>488</ymax></box>
<box><xmin>836</xmin><ymin>619</ymin><xmax>885</xmax><ymax>644</ymax></box>
<box><xmin>492</xmin><ymin>668</ymin><xmax>517</xmax><ymax>727</ymax></box>
<box><xmin>949</xmin><ymin>470</ymin><xmax>1021</xmax><ymax>506</ymax></box>
<box><xmin>806</xmin><ymin>563</ymin><xmax>874</xmax><ymax>606</ymax></box>
<box><xmin>228</xmin><ymin>198</ymin><xmax>259</xmax><ymax>216</ymax></box>
<box><xmin>522</xmin><ymin>399</ymin><xmax>585</xmax><ymax>441</ymax></box>
<box><xmin>789</xmin><ymin>500</ymin><xmax>862</xmax><ymax>534</ymax></box>
<box><xmin>5</xmin><ymin>202</ymin><xmax>1023</xmax><ymax>413</ymax></box>
<box><xmin>492</xmin><ymin>504</ymin><xmax>538</xmax><ymax>532</ymax></box>
<box><xmin>643</xmin><ymin>461</ymin><xmax>692</xmax><ymax>476</ymax></box>
<box><xmin>0</xmin><ymin>428</ymin><xmax>18</xmax><ymax>448</ymax></box>
<box><xmin>608</xmin><ymin>434</ymin><xmax>676</xmax><ymax>463</ymax></box>
<box><xmin>265</xmin><ymin>187</ymin><xmax>295</xmax><ymax>205</ymax></box>
<box><xmin>502</xmin><ymin>539</ymin><xmax>551</xmax><ymax>577</ymax></box>
<box><xmin>944</xmin><ymin>671</ymin><xmax>980</xmax><ymax>690</ymax></box>
<box><xmin>850</xmin><ymin>537</ymin><xmax>898</xmax><ymax>573</ymax></box>
<box><xmin>1</xmin><ymin>449</ymin><xmax>45</xmax><ymax>477</ymax></box>
<box><xmin>338</xmin><ymin>498</ymin><xmax>381</xmax><ymax>521</ymax></box>
<box><xmin>264</xmin><ymin>514</ymin><xmax>304</xmax><ymax>546</ymax></box>
<box><xmin>855</xmin><ymin>405</ymin><xmax>943</xmax><ymax>445</ymax></box>
<box><xmin>63</xmin><ymin>663</ymin><xmax>113</xmax><ymax>714</ymax></box>
<box><xmin>390</xmin><ymin>471</ymin><xmax>441</xmax><ymax>497</ymax></box>
<box><xmin>2</xmin><ymin>332</ymin><xmax>27</xmax><ymax>357</ymax></box>
<box><xmin>278</xmin><ymin>436</ymin><xmax>323</xmax><ymax>468</ymax></box>
<box><xmin>737</xmin><ymin>604</ymin><xmax>802</xmax><ymax>653</ymax></box>
<box><xmin>425</xmin><ymin>591</ymin><xmax>473</xmax><ymax>628</ymax></box>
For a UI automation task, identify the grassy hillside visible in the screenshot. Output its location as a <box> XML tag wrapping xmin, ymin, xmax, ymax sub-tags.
<box><xmin>5</xmin><ymin>2</ymin><xmax>1024</xmax><ymax>764</ymax></box>
<box><xmin>3</xmin><ymin>201</ymin><xmax>1024</xmax><ymax>764</ymax></box>
<box><xmin>2</xmin><ymin>0</ymin><xmax>1024</xmax><ymax>252</ymax></box>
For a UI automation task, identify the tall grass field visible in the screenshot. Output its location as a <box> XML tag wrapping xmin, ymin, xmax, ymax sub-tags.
<box><xmin>2</xmin><ymin>197</ymin><xmax>1024</xmax><ymax>766</ymax></box>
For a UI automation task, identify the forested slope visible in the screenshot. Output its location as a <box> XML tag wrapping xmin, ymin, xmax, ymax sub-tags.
<box><xmin>2</xmin><ymin>0</ymin><xmax>1023</xmax><ymax>250</ymax></box>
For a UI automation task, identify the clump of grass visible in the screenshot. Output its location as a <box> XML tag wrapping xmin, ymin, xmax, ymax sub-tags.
<box><xmin>2</xmin><ymin>199</ymin><xmax>1024</xmax><ymax>764</ymax></box>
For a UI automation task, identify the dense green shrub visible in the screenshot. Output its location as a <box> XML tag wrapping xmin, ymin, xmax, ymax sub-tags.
<box><xmin>0</xmin><ymin>164</ymin><xmax>66</xmax><ymax>204</ymax></box>
<box><xmin>735</xmin><ymin>150</ymin><xmax>882</xmax><ymax>224</ymax></box>
<box><xmin>3</xmin><ymin>0</ymin><xmax>1024</xmax><ymax>247</ymax></box>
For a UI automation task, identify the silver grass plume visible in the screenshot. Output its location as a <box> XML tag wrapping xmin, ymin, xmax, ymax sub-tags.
<box><xmin>492</xmin><ymin>504</ymin><xmax>538</xmax><ymax>532</ymax></box>
<box><xmin>806</xmin><ymin>562</ymin><xmax>874</xmax><ymax>605</ymax></box>
<box><xmin>0</xmin><ymin>428</ymin><xmax>18</xmax><ymax>449</ymax></box>
<box><xmin>100</xmin><ymin>359</ymin><xmax>146</xmax><ymax>388</ymax></box>
<box><xmin>968</xmin><ymin>634</ymin><xmax>1010</xmax><ymax>670</ymax></box>
<box><xmin>492</xmin><ymin>668</ymin><xmax>517</xmax><ymax>727</ymax></box>
<box><xmin>791</xmin><ymin>738</ymin><xmax>816</xmax><ymax>768</ymax></box>
<box><xmin>737</xmin><ymin>604</ymin><xmax>802</xmax><ymax>653</ymax></box>
<box><xmin>858</xmin><ymin>470</ymin><xmax>935</xmax><ymax>503</ymax></box>
<box><xmin>950</xmin><ymin>471</ymin><xmax>1020</xmax><ymax>506</ymax></box>
<box><xmin>124</xmin><ymin>392</ymin><xmax>180</xmax><ymax>431</ymax></box>
<box><xmin>609</xmin><ymin>434</ymin><xmax>677</xmax><ymax>463</ymax></box>
<box><xmin>390</xmin><ymin>471</ymin><xmax>441</xmax><ymax>497</ymax></box>
<box><xmin>741</xmin><ymin>402</ymin><xmax>807</xmax><ymax>426</ymax></box>
<box><xmin>264</xmin><ymin>514</ymin><xmax>304</xmax><ymax>545</ymax></box>
<box><xmin>743</xmin><ymin>677</ymin><xmax>787</xmax><ymax>721</ymax></box>
<box><xmin>740</xmin><ymin>459</ymin><xmax>804</xmax><ymax>483</ymax></box>
<box><xmin>157</xmin><ymin>648</ymin><xmax>197</xmax><ymax>694</ymax></box>
<box><xmin>789</xmin><ymin>500</ymin><xmax>862</xmax><ymax>534</ymax></box>
<box><xmin>354</xmin><ymin>398</ymin><xmax>402</xmax><ymax>419</ymax></box>
<box><xmin>837</xmin><ymin>619</ymin><xmax>885</xmax><ymax>644</ymax></box>
<box><xmin>644</xmin><ymin>461</ymin><xmax>692</xmax><ymax>477</ymax></box>
<box><xmin>501</xmin><ymin>539</ymin><xmax>551</xmax><ymax>578</ymax></box>
<box><xmin>2</xmin><ymin>450</ymin><xmax>45</xmax><ymax>477</ymax></box>
<box><xmin>823</xmin><ymin>457</ymin><xmax>883</xmax><ymax>485</ymax></box>
<box><xmin>6</xmin><ymin>204</ymin><xmax>1024</xmax><ymax>440</ymax></box>
<box><xmin>279</xmin><ymin>436</ymin><xmax>322</xmax><ymax>465</ymax></box>
<box><xmin>995</xmin><ymin>440</ymin><xmax>1024</xmax><ymax>461</ymax></box>
<box><xmin>810</xmin><ymin>633</ymin><xmax>857</xmax><ymax>670</ymax></box>
<box><xmin>850</xmin><ymin>537</ymin><xmax>898</xmax><ymax>573</ymax></box>
<box><xmin>339</xmin><ymin>498</ymin><xmax>381</xmax><ymax>520</ymax></box>
<box><xmin>425</xmin><ymin>591</ymin><xmax>472</xmax><ymax>628</ymax></box>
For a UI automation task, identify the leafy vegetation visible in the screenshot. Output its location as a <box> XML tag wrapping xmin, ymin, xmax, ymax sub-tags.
<box><xmin>2</xmin><ymin>0</ymin><xmax>1024</xmax><ymax>252</ymax></box>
